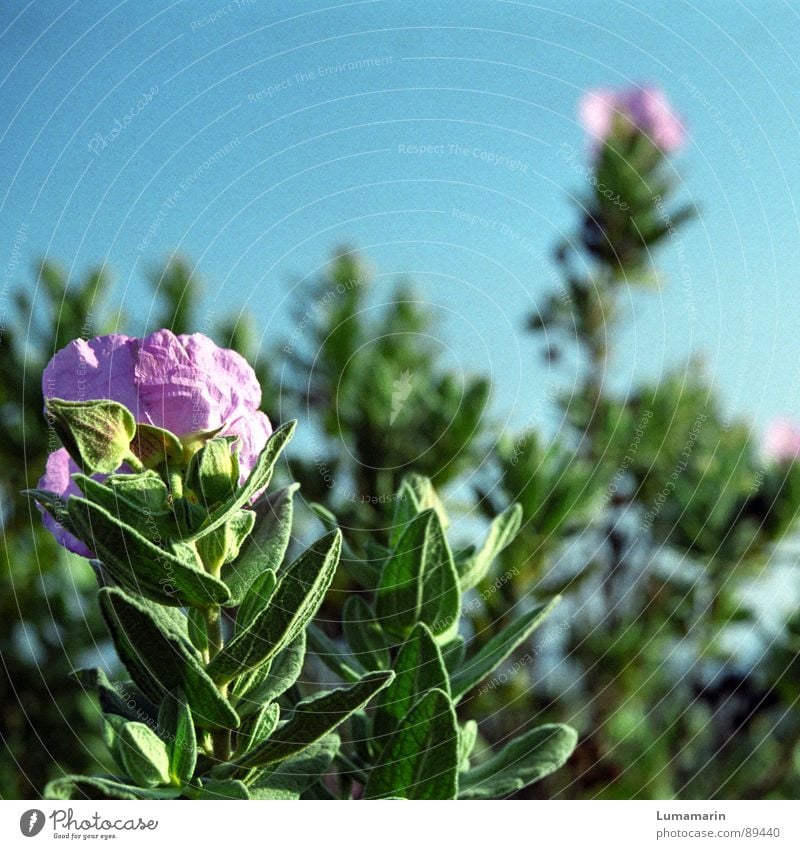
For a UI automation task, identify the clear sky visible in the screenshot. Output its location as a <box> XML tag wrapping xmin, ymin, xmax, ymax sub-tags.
<box><xmin>2</xmin><ymin>0</ymin><xmax>799</xmax><ymax>438</ymax></box>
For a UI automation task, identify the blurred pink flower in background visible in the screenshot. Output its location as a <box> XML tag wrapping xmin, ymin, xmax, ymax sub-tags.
<box><xmin>763</xmin><ymin>418</ymin><xmax>800</xmax><ymax>463</ymax></box>
<box><xmin>579</xmin><ymin>85</ymin><xmax>686</xmax><ymax>153</ymax></box>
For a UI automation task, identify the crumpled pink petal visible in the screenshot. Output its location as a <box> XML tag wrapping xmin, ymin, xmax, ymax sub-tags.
<box><xmin>38</xmin><ymin>329</ymin><xmax>273</xmax><ymax>556</ymax></box>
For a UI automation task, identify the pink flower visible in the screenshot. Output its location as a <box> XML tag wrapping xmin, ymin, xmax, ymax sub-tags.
<box><xmin>579</xmin><ymin>85</ymin><xmax>686</xmax><ymax>154</ymax></box>
<box><xmin>763</xmin><ymin>418</ymin><xmax>800</xmax><ymax>463</ymax></box>
<box><xmin>38</xmin><ymin>329</ymin><xmax>272</xmax><ymax>555</ymax></box>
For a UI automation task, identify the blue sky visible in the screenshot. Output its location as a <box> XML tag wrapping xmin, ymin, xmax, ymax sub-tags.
<box><xmin>2</xmin><ymin>0</ymin><xmax>799</xmax><ymax>437</ymax></box>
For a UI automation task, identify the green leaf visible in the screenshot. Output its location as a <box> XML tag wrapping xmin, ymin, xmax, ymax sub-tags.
<box><xmin>236</xmin><ymin>569</ymin><xmax>277</xmax><ymax>635</ymax></box>
<box><xmin>233</xmin><ymin>671</ymin><xmax>393</xmax><ymax>770</ymax></box>
<box><xmin>45</xmin><ymin>397</ymin><xmax>136</xmax><ymax>474</ymax></box>
<box><xmin>72</xmin><ymin>472</ymin><xmax>176</xmax><ymax>542</ymax></box>
<box><xmin>157</xmin><ymin>691</ymin><xmax>197</xmax><ymax>786</ymax></box>
<box><xmin>389</xmin><ymin>479</ymin><xmax>422</xmax><ymax>547</ymax></box>
<box><xmin>45</xmin><ymin>775</ymin><xmax>181</xmax><ymax>800</ymax></box>
<box><xmin>459</xmin><ymin>724</ymin><xmax>578</xmax><ymax>799</ymax></box>
<box><xmin>68</xmin><ymin>496</ymin><xmax>230</xmax><ymax>608</ymax></box>
<box><xmin>253</xmin><ymin>734</ymin><xmax>340</xmax><ymax>797</ymax></box>
<box><xmin>306</xmin><ymin>625</ymin><xmax>364</xmax><ymax>684</ymax></box>
<box><xmin>238</xmin><ymin>702</ymin><xmax>280</xmax><ymax>755</ymax></box>
<box><xmin>207</xmin><ymin>530</ymin><xmax>341</xmax><ymax>686</ymax></box>
<box><xmin>233</xmin><ymin>631</ymin><xmax>307</xmax><ymax>718</ymax></box>
<box><xmin>195</xmin><ymin>778</ymin><xmax>250</xmax><ymax>799</ymax></box>
<box><xmin>450</xmin><ymin>598</ymin><xmax>559</xmax><ymax>702</ymax></box>
<box><xmin>342</xmin><ymin>595</ymin><xmax>390</xmax><ymax>670</ymax></box>
<box><xmin>376</xmin><ymin>510</ymin><xmax>460</xmax><ymax>641</ymax></box>
<box><xmin>189</xmin><ymin>421</ymin><xmax>296</xmax><ymax>543</ymax></box>
<box><xmin>365</xmin><ymin>688</ymin><xmax>459</xmax><ymax>800</ymax></box>
<box><xmin>373</xmin><ymin>623</ymin><xmax>450</xmax><ymax>742</ymax></box>
<box><xmin>117</xmin><ymin>721</ymin><xmax>172</xmax><ymax>787</ymax></box>
<box><xmin>99</xmin><ymin>587</ymin><xmax>239</xmax><ymax>730</ymax></box>
<box><xmin>457</xmin><ymin>504</ymin><xmax>523</xmax><ymax>591</ymax></box>
<box><xmin>223</xmin><ymin>484</ymin><xmax>297</xmax><ymax>605</ymax></box>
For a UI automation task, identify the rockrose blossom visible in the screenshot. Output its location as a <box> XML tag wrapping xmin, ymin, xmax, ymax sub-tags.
<box><xmin>763</xmin><ymin>418</ymin><xmax>800</xmax><ymax>463</ymax></box>
<box><xmin>38</xmin><ymin>329</ymin><xmax>272</xmax><ymax>556</ymax></box>
<box><xmin>579</xmin><ymin>85</ymin><xmax>686</xmax><ymax>154</ymax></box>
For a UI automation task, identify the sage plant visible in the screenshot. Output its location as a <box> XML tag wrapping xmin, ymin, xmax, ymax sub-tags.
<box><xmin>30</xmin><ymin>330</ymin><xmax>576</xmax><ymax>800</ymax></box>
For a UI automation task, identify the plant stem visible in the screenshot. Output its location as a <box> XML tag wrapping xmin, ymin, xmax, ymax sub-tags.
<box><xmin>204</xmin><ymin>603</ymin><xmax>232</xmax><ymax>762</ymax></box>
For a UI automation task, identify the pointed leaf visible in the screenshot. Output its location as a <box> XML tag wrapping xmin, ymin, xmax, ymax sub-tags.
<box><xmin>459</xmin><ymin>724</ymin><xmax>578</xmax><ymax>799</ymax></box>
<box><xmin>376</xmin><ymin>510</ymin><xmax>460</xmax><ymax>641</ymax></box>
<box><xmin>253</xmin><ymin>734</ymin><xmax>340</xmax><ymax>797</ymax></box>
<box><xmin>365</xmin><ymin>688</ymin><xmax>459</xmax><ymax>800</ymax></box>
<box><xmin>158</xmin><ymin>691</ymin><xmax>197</xmax><ymax>786</ymax></box>
<box><xmin>207</xmin><ymin>530</ymin><xmax>341</xmax><ymax>686</ymax></box>
<box><xmin>45</xmin><ymin>775</ymin><xmax>181</xmax><ymax>800</ymax></box>
<box><xmin>373</xmin><ymin>623</ymin><xmax>449</xmax><ymax>742</ymax></box>
<box><xmin>68</xmin><ymin>496</ymin><xmax>230</xmax><ymax>607</ymax></box>
<box><xmin>99</xmin><ymin>587</ymin><xmax>239</xmax><ymax>730</ymax></box>
<box><xmin>233</xmin><ymin>671</ymin><xmax>393</xmax><ymax>770</ymax></box>
<box><xmin>224</xmin><ymin>484</ymin><xmax>297</xmax><ymax>606</ymax></box>
<box><xmin>117</xmin><ymin>721</ymin><xmax>171</xmax><ymax>787</ymax></box>
<box><xmin>457</xmin><ymin>504</ymin><xmax>523</xmax><ymax>591</ymax></box>
<box><xmin>233</xmin><ymin>631</ymin><xmax>306</xmax><ymax>717</ymax></box>
<box><xmin>450</xmin><ymin>598</ymin><xmax>559</xmax><ymax>702</ymax></box>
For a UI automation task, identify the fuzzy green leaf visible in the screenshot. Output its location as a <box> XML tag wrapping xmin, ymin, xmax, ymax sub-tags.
<box><xmin>195</xmin><ymin>779</ymin><xmax>250</xmax><ymax>799</ymax></box>
<box><xmin>207</xmin><ymin>530</ymin><xmax>341</xmax><ymax>686</ymax></box>
<box><xmin>376</xmin><ymin>510</ymin><xmax>460</xmax><ymax>642</ymax></box>
<box><xmin>233</xmin><ymin>670</ymin><xmax>393</xmax><ymax>770</ymax></box>
<box><xmin>68</xmin><ymin>496</ymin><xmax>230</xmax><ymax>607</ymax></box>
<box><xmin>157</xmin><ymin>691</ymin><xmax>197</xmax><ymax>786</ymax></box>
<box><xmin>253</xmin><ymin>734</ymin><xmax>340</xmax><ymax>797</ymax></box>
<box><xmin>236</xmin><ymin>569</ymin><xmax>277</xmax><ymax>635</ymax></box>
<box><xmin>117</xmin><ymin>721</ymin><xmax>172</xmax><ymax>787</ymax></box>
<box><xmin>450</xmin><ymin>598</ymin><xmax>559</xmax><ymax>702</ymax></box>
<box><xmin>373</xmin><ymin>623</ymin><xmax>450</xmax><ymax>742</ymax></box>
<box><xmin>223</xmin><ymin>484</ymin><xmax>297</xmax><ymax>606</ymax></box>
<box><xmin>365</xmin><ymin>688</ymin><xmax>459</xmax><ymax>799</ymax></box>
<box><xmin>189</xmin><ymin>421</ymin><xmax>295</xmax><ymax>543</ymax></box>
<box><xmin>99</xmin><ymin>587</ymin><xmax>239</xmax><ymax>730</ymax></box>
<box><xmin>238</xmin><ymin>702</ymin><xmax>280</xmax><ymax>755</ymax></box>
<box><xmin>45</xmin><ymin>775</ymin><xmax>181</xmax><ymax>800</ymax></box>
<box><xmin>457</xmin><ymin>504</ymin><xmax>523</xmax><ymax>591</ymax></box>
<box><xmin>459</xmin><ymin>724</ymin><xmax>578</xmax><ymax>799</ymax></box>
<box><xmin>233</xmin><ymin>631</ymin><xmax>307</xmax><ymax>718</ymax></box>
